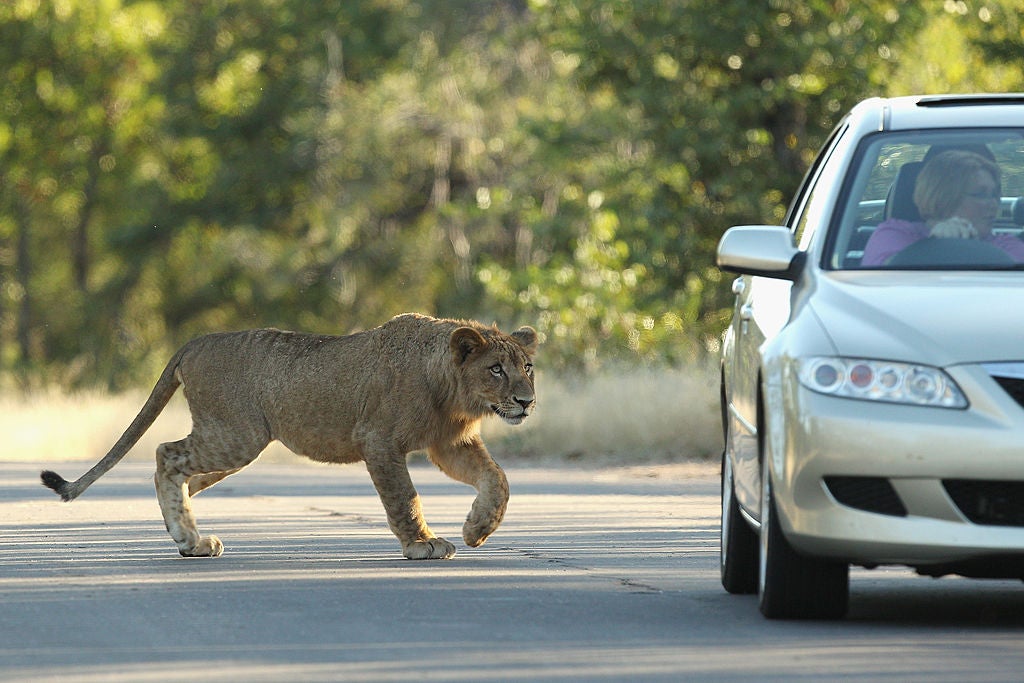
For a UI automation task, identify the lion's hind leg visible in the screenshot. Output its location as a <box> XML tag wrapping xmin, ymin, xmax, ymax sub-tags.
<box><xmin>188</xmin><ymin>468</ymin><xmax>243</xmax><ymax>497</ymax></box>
<box><xmin>155</xmin><ymin>432</ymin><xmax>264</xmax><ymax>558</ymax></box>
<box><xmin>155</xmin><ymin>438</ymin><xmax>225</xmax><ymax>557</ymax></box>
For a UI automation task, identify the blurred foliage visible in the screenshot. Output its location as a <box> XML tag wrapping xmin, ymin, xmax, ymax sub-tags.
<box><xmin>1</xmin><ymin>0</ymin><xmax>1022</xmax><ymax>389</ymax></box>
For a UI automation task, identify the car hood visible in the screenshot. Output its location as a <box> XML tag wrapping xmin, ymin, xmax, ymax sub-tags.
<box><xmin>807</xmin><ymin>271</ymin><xmax>1024</xmax><ymax>367</ymax></box>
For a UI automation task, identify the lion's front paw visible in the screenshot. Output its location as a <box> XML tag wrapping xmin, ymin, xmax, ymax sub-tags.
<box><xmin>403</xmin><ymin>537</ymin><xmax>457</xmax><ymax>560</ymax></box>
<box><xmin>463</xmin><ymin>522</ymin><xmax>491</xmax><ymax>548</ymax></box>
<box><xmin>178</xmin><ymin>535</ymin><xmax>224</xmax><ymax>558</ymax></box>
<box><xmin>463</xmin><ymin>512</ymin><xmax>503</xmax><ymax>547</ymax></box>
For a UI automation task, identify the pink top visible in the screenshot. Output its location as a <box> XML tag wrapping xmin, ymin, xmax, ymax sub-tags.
<box><xmin>861</xmin><ymin>219</ymin><xmax>1024</xmax><ymax>266</ymax></box>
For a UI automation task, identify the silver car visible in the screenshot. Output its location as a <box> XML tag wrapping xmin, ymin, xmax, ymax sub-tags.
<box><xmin>717</xmin><ymin>94</ymin><xmax>1024</xmax><ymax>619</ymax></box>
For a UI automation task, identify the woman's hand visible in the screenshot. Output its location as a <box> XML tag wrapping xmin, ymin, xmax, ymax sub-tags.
<box><xmin>930</xmin><ymin>216</ymin><xmax>977</xmax><ymax>239</ymax></box>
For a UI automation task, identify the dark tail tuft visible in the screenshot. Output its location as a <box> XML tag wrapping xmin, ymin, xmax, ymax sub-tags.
<box><xmin>40</xmin><ymin>470</ymin><xmax>73</xmax><ymax>502</ymax></box>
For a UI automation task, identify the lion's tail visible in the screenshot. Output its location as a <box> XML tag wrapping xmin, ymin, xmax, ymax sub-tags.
<box><xmin>40</xmin><ymin>348</ymin><xmax>185</xmax><ymax>502</ymax></box>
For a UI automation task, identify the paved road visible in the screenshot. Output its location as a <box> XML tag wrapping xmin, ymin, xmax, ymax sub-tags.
<box><xmin>2</xmin><ymin>459</ymin><xmax>1024</xmax><ymax>682</ymax></box>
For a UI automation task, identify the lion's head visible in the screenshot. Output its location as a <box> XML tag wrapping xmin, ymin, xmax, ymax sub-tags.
<box><xmin>450</xmin><ymin>325</ymin><xmax>537</xmax><ymax>425</ymax></box>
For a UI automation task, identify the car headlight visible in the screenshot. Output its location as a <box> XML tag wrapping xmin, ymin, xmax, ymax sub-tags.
<box><xmin>797</xmin><ymin>357</ymin><xmax>968</xmax><ymax>408</ymax></box>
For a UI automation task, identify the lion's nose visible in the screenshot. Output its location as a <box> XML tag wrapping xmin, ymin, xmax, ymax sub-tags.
<box><xmin>514</xmin><ymin>396</ymin><xmax>535</xmax><ymax>411</ymax></box>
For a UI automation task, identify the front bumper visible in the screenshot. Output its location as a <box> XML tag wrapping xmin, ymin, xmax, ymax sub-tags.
<box><xmin>770</xmin><ymin>363</ymin><xmax>1024</xmax><ymax>574</ymax></box>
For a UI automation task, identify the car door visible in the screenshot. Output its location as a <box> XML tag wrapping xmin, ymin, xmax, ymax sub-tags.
<box><xmin>723</xmin><ymin>122</ymin><xmax>850</xmax><ymax>519</ymax></box>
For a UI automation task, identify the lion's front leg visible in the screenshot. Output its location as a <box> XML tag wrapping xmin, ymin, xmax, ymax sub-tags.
<box><xmin>364</xmin><ymin>455</ymin><xmax>456</xmax><ymax>560</ymax></box>
<box><xmin>428</xmin><ymin>438</ymin><xmax>509</xmax><ymax>548</ymax></box>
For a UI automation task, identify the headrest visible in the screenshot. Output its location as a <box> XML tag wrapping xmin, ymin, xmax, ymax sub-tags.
<box><xmin>1013</xmin><ymin>197</ymin><xmax>1024</xmax><ymax>226</ymax></box>
<box><xmin>885</xmin><ymin>161</ymin><xmax>924</xmax><ymax>222</ymax></box>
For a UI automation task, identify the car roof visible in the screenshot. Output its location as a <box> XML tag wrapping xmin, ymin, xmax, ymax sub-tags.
<box><xmin>845</xmin><ymin>94</ymin><xmax>1024</xmax><ymax>134</ymax></box>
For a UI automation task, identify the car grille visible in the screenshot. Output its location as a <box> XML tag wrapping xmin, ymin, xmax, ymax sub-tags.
<box><xmin>992</xmin><ymin>376</ymin><xmax>1024</xmax><ymax>409</ymax></box>
<box><xmin>824</xmin><ymin>476</ymin><xmax>907</xmax><ymax>517</ymax></box>
<box><xmin>942</xmin><ymin>480</ymin><xmax>1024</xmax><ymax>527</ymax></box>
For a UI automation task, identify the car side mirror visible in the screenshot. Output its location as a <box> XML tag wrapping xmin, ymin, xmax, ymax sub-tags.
<box><xmin>716</xmin><ymin>225</ymin><xmax>805</xmax><ymax>281</ymax></box>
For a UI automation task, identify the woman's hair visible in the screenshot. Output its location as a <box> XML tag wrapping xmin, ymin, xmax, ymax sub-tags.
<box><xmin>914</xmin><ymin>150</ymin><xmax>1001</xmax><ymax>221</ymax></box>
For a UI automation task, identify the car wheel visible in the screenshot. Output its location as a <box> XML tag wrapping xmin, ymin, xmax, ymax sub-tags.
<box><xmin>721</xmin><ymin>449</ymin><xmax>757</xmax><ymax>594</ymax></box>
<box><xmin>758</xmin><ymin>467</ymin><xmax>849</xmax><ymax>619</ymax></box>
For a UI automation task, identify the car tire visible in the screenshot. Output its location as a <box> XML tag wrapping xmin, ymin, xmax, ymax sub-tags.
<box><xmin>758</xmin><ymin>468</ymin><xmax>849</xmax><ymax>620</ymax></box>
<box><xmin>721</xmin><ymin>449</ymin><xmax>758</xmax><ymax>594</ymax></box>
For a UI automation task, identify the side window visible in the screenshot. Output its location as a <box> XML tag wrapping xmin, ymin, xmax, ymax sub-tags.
<box><xmin>990</xmin><ymin>140</ymin><xmax>1024</xmax><ymax>197</ymax></box>
<box><xmin>793</xmin><ymin>181</ymin><xmax>822</xmax><ymax>249</ymax></box>
<box><xmin>792</xmin><ymin>125</ymin><xmax>849</xmax><ymax>250</ymax></box>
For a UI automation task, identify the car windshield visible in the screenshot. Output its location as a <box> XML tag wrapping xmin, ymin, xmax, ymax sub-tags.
<box><xmin>827</xmin><ymin>130</ymin><xmax>1024</xmax><ymax>270</ymax></box>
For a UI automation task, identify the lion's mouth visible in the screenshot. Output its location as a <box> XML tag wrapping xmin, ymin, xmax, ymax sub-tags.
<box><xmin>491</xmin><ymin>405</ymin><xmax>528</xmax><ymax>426</ymax></box>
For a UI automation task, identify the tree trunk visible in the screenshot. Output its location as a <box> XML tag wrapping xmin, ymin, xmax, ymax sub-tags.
<box><xmin>15</xmin><ymin>196</ymin><xmax>32</xmax><ymax>365</ymax></box>
<box><xmin>71</xmin><ymin>135</ymin><xmax>109</xmax><ymax>293</ymax></box>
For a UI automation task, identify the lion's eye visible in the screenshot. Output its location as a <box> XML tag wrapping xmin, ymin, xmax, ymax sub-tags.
<box><xmin>524</xmin><ymin>363</ymin><xmax>533</xmax><ymax>374</ymax></box>
<box><xmin>489</xmin><ymin>364</ymin><xmax>504</xmax><ymax>377</ymax></box>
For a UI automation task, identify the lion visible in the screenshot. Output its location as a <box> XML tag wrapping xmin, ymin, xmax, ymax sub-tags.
<box><xmin>41</xmin><ymin>313</ymin><xmax>537</xmax><ymax>560</ymax></box>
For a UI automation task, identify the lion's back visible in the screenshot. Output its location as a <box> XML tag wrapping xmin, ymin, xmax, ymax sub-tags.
<box><xmin>173</xmin><ymin>315</ymin><xmax>470</xmax><ymax>462</ymax></box>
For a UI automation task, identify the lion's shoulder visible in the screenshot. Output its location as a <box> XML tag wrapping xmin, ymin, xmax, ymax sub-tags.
<box><xmin>374</xmin><ymin>313</ymin><xmax>484</xmax><ymax>354</ymax></box>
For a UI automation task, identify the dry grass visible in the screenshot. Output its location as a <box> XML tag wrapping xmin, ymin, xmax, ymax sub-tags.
<box><xmin>4</xmin><ymin>366</ymin><xmax>722</xmax><ymax>468</ymax></box>
<box><xmin>3</xmin><ymin>388</ymin><xmax>196</xmax><ymax>465</ymax></box>
<box><xmin>483</xmin><ymin>365</ymin><xmax>722</xmax><ymax>465</ymax></box>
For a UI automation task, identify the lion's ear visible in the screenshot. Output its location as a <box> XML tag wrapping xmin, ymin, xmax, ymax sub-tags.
<box><xmin>510</xmin><ymin>326</ymin><xmax>538</xmax><ymax>355</ymax></box>
<box><xmin>450</xmin><ymin>327</ymin><xmax>487</xmax><ymax>363</ymax></box>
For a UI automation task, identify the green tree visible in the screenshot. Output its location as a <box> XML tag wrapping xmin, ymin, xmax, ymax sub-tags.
<box><xmin>7</xmin><ymin>1</ymin><xmax>1024</xmax><ymax>391</ymax></box>
<box><xmin>0</xmin><ymin>0</ymin><xmax>166</xmax><ymax>384</ymax></box>
<box><xmin>0</xmin><ymin>0</ymin><xmax>450</xmax><ymax>387</ymax></box>
<box><xmin>523</xmin><ymin>0</ymin><xmax>929</xmax><ymax>357</ymax></box>
<box><xmin>113</xmin><ymin>0</ymin><xmax>519</xmax><ymax>379</ymax></box>
<box><xmin>892</xmin><ymin>1</ymin><xmax>1023</xmax><ymax>94</ymax></box>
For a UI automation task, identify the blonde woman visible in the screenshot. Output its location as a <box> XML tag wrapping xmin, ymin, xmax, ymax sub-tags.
<box><xmin>862</xmin><ymin>150</ymin><xmax>1024</xmax><ymax>266</ymax></box>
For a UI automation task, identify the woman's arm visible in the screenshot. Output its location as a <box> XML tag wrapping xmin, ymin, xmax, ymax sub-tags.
<box><xmin>861</xmin><ymin>219</ymin><xmax>929</xmax><ymax>266</ymax></box>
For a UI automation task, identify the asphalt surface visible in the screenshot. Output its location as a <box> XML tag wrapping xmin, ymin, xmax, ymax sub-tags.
<box><xmin>3</xmin><ymin>458</ymin><xmax>1024</xmax><ymax>682</ymax></box>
